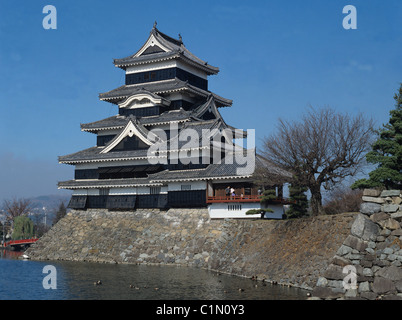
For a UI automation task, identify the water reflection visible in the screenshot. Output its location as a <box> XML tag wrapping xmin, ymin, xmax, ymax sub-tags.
<box><xmin>1</xmin><ymin>249</ymin><xmax>24</xmax><ymax>259</ymax></box>
<box><xmin>0</xmin><ymin>254</ymin><xmax>308</xmax><ymax>300</ymax></box>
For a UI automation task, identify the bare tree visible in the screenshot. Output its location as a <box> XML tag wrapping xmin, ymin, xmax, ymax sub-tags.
<box><xmin>323</xmin><ymin>186</ymin><xmax>363</xmax><ymax>215</ymax></box>
<box><xmin>262</xmin><ymin>106</ymin><xmax>375</xmax><ymax>216</ymax></box>
<box><xmin>252</xmin><ymin>155</ymin><xmax>293</xmax><ymax>187</ymax></box>
<box><xmin>2</xmin><ymin>198</ymin><xmax>32</xmax><ymax>222</ymax></box>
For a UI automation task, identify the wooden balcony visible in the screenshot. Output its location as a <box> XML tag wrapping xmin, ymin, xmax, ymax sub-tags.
<box><xmin>207</xmin><ymin>195</ymin><xmax>261</xmax><ymax>203</ymax></box>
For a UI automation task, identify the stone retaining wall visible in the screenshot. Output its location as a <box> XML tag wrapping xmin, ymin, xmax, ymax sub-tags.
<box><xmin>26</xmin><ymin>208</ymin><xmax>356</xmax><ymax>290</ymax></box>
<box><xmin>27</xmin><ymin>208</ymin><xmax>219</xmax><ymax>266</ymax></box>
<box><xmin>313</xmin><ymin>189</ymin><xmax>402</xmax><ymax>300</ymax></box>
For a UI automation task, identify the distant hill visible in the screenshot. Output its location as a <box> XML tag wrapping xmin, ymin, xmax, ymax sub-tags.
<box><xmin>29</xmin><ymin>194</ymin><xmax>71</xmax><ymax>211</ymax></box>
<box><xmin>29</xmin><ymin>194</ymin><xmax>71</xmax><ymax>226</ymax></box>
<box><xmin>0</xmin><ymin>194</ymin><xmax>71</xmax><ymax>227</ymax></box>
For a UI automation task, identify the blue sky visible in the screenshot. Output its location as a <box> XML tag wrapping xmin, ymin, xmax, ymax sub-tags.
<box><xmin>0</xmin><ymin>0</ymin><xmax>401</xmax><ymax>202</ymax></box>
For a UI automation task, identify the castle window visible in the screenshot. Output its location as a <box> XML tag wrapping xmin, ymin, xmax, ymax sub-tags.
<box><xmin>150</xmin><ymin>186</ymin><xmax>161</xmax><ymax>194</ymax></box>
<box><xmin>100</xmin><ymin>188</ymin><xmax>110</xmax><ymax>196</ymax></box>
<box><xmin>228</xmin><ymin>204</ymin><xmax>242</xmax><ymax>211</ymax></box>
<box><xmin>181</xmin><ymin>185</ymin><xmax>191</xmax><ymax>191</ymax></box>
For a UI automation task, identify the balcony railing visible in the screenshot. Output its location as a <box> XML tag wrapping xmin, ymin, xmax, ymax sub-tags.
<box><xmin>206</xmin><ymin>195</ymin><xmax>295</xmax><ymax>204</ymax></box>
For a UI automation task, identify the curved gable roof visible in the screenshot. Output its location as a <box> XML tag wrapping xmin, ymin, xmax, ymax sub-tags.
<box><xmin>113</xmin><ymin>25</ymin><xmax>219</xmax><ymax>75</ymax></box>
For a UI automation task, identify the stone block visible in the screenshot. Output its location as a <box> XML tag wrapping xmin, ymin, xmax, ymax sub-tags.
<box><xmin>345</xmin><ymin>253</ymin><xmax>363</xmax><ymax>260</ymax></box>
<box><xmin>392</xmin><ymin>197</ymin><xmax>402</xmax><ymax>205</ymax></box>
<box><xmin>362</xmin><ymin>196</ymin><xmax>385</xmax><ymax>204</ymax></box>
<box><xmin>375</xmin><ymin>260</ymin><xmax>391</xmax><ymax>267</ymax></box>
<box><xmin>358</xmin><ymin>281</ymin><xmax>370</xmax><ymax>292</ymax></box>
<box><xmin>388</xmin><ymin>254</ymin><xmax>397</xmax><ymax>261</ymax></box>
<box><xmin>365</xmin><ymin>253</ymin><xmax>375</xmax><ymax>261</ymax></box>
<box><xmin>381</xmin><ymin>190</ymin><xmax>401</xmax><ymax>198</ymax></box>
<box><xmin>380</xmin><ymin>218</ymin><xmax>400</xmax><ymax>230</ymax></box>
<box><xmin>363</xmin><ymin>189</ymin><xmax>381</xmax><ymax>197</ymax></box>
<box><xmin>376</xmin><ymin>265</ymin><xmax>402</xmax><ymax>281</ymax></box>
<box><xmin>324</xmin><ymin>264</ymin><xmax>346</xmax><ymax>280</ymax></box>
<box><xmin>377</xmin><ymin>236</ymin><xmax>386</xmax><ymax>242</ymax></box>
<box><xmin>363</xmin><ymin>268</ymin><xmax>374</xmax><ymax>277</ymax></box>
<box><xmin>371</xmin><ymin>212</ymin><xmax>390</xmax><ymax>223</ymax></box>
<box><xmin>383</xmin><ymin>204</ymin><xmax>399</xmax><ymax>213</ymax></box>
<box><xmin>380</xmin><ymin>228</ymin><xmax>392</xmax><ymax>236</ymax></box>
<box><xmin>391</xmin><ymin>229</ymin><xmax>402</xmax><ymax>237</ymax></box>
<box><xmin>337</xmin><ymin>245</ymin><xmax>353</xmax><ymax>256</ymax></box>
<box><xmin>372</xmin><ymin>276</ymin><xmax>396</xmax><ymax>294</ymax></box>
<box><xmin>327</xmin><ymin>280</ymin><xmax>345</xmax><ymax>290</ymax></box>
<box><xmin>343</xmin><ymin>235</ymin><xmax>368</xmax><ymax>251</ymax></box>
<box><xmin>330</xmin><ymin>255</ymin><xmax>351</xmax><ymax>267</ymax></box>
<box><xmin>360</xmin><ymin>292</ymin><xmax>377</xmax><ymax>300</ymax></box>
<box><xmin>396</xmin><ymin>280</ymin><xmax>402</xmax><ymax>292</ymax></box>
<box><xmin>360</xmin><ymin>202</ymin><xmax>382</xmax><ymax>215</ymax></box>
<box><xmin>365</xmin><ymin>248</ymin><xmax>375</xmax><ymax>255</ymax></box>
<box><xmin>351</xmin><ymin>214</ymin><xmax>380</xmax><ymax>241</ymax></box>
<box><xmin>394</xmin><ymin>197</ymin><xmax>402</xmax><ymax>205</ymax></box>
<box><xmin>391</xmin><ymin>212</ymin><xmax>402</xmax><ymax>221</ymax></box>
<box><xmin>345</xmin><ymin>288</ymin><xmax>358</xmax><ymax>298</ymax></box>
<box><xmin>316</xmin><ymin>276</ymin><xmax>328</xmax><ymax>287</ymax></box>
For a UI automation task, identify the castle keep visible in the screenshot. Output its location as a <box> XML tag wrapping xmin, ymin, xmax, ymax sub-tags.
<box><xmin>58</xmin><ymin>24</ymin><xmax>288</xmax><ymax>218</ymax></box>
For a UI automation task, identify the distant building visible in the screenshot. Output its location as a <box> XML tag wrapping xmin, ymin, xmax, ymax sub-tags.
<box><xmin>58</xmin><ymin>24</ymin><xmax>290</xmax><ymax>218</ymax></box>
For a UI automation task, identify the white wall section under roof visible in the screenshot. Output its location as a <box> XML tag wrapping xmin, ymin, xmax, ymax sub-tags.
<box><xmin>118</xmin><ymin>93</ymin><xmax>170</xmax><ymax>109</ymax></box>
<box><xmin>167</xmin><ymin>181</ymin><xmax>206</xmax><ymax>191</ymax></box>
<box><xmin>74</xmin><ymin>158</ymin><xmax>152</xmax><ymax>169</ymax></box>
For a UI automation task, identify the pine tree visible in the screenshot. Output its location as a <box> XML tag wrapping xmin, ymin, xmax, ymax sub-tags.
<box><xmin>285</xmin><ymin>184</ymin><xmax>308</xmax><ymax>219</ymax></box>
<box><xmin>352</xmin><ymin>84</ymin><xmax>402</xmax><ymax>190</ymax></box>
<box><xmin>260</xmin><ymin>188</ymin><xmax>277</xmax><ymax>205</ymax></box>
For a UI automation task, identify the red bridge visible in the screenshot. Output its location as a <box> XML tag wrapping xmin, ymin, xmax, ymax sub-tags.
<box><xmin>4</xmin><ymin>238</ymin><xmax>39</xmax><ymax>248</ymax></box>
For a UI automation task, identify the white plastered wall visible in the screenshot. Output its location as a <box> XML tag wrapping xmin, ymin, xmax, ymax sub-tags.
<box><xmin>208</xmin><ymin>203</ymin><xmax>284</xmax><ymax>219</ymax></box>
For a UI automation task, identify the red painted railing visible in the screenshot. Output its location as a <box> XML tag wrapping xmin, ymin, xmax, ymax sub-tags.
<box><xmin>206</xmin><ymin>195</ymin><xmax>295</xmax><ymax>204</ymax></box>
<box><xmin>207</xmin><ymin>195</ymin><xmax>262</xmax><ymax>203</ymax></box>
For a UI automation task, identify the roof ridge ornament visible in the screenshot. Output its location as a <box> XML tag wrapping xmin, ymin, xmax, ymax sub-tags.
<box><xmin>153</xmin><ymin>21</ymin><xmax>157</xmax><ymax>29</ymax></box>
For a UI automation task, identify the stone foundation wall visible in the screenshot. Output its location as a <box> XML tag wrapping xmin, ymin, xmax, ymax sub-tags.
<box><xmin>313</xmin><ymin>189</ymin><xmax>402</xmax><ymax>300</ymax></box>
<box><xmin>27</xmin><ymin>208</ymin><xmax>219</xmax><ymax>266</ymax></box>
<box><xmin>26</xmin><ymin>207</ymin><xmax>355</xmax><ymax>290</ymax></box>
<box><xmin>208</xmin><ymin>213</ymin><xmax>355</xmax><ymax>289</ymax></box>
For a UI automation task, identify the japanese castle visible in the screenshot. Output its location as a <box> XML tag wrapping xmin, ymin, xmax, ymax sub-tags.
<box><xmin>58</xmin><ymin>23</ymin><xmax>288</xmax><ymax>219</ymax></box>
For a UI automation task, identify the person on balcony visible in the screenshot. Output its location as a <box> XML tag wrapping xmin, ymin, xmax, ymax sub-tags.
<box><xmin>225</xmin><ymin>186</ymin><xmax>231</xmax><ymax>199</ymax></box>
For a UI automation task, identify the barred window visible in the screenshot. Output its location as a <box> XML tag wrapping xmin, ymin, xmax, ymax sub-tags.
<box><xmin>228</xmin><ymin>204</ymin><xmax>242</xmax><ymax>211</ymax></box>
<box><xmin>100</xmin><ymin>188</ymin><xmax>109</xmax><ymax>196</ymax></box>
<box><xmin>150</xmin><ymin>187</ymin><xmax>161</xmax><ymax>194</ymax></box>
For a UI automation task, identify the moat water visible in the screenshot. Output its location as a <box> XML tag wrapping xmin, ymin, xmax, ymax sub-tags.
<box><xmin>0</xmin><ymin>250</ymin><xmax>307</xmax><ymax>300</ymax></box>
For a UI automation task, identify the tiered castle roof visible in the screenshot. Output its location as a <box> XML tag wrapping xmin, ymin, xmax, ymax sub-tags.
<box><xmin>58</xmin><ymin>24</ymin><xmax>255</xmax><ymax>192</ymax></box>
